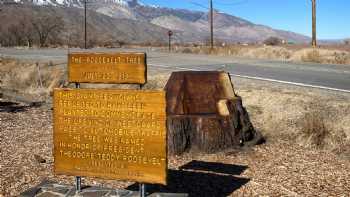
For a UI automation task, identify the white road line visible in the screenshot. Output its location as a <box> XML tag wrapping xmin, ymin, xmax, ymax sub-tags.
<box><xmin>229</xmin><ymin>74</ymin><xmax>350</xmax><ymax>93</ymax></box>
<box><xmin>149</xmin><ymin>64</ymin><xmax>350</xmax><ymax>93</ymax></box>
<box><xmin>149</xmin><ymin>64</ymin><xmax>201</xmax><ymax>71</ymax></box>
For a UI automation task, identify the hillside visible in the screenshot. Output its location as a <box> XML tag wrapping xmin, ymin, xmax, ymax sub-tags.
<box><xmin>94</xmin><ymin>0</ymin><xmax>311</xmax><ymax>43</ymax></box>
<box><xmin>0</xmin><ymin>0</ymin><xmax>310</xmax><ymax>45</ymax></box>
<box><xmin>0</xmin><ymin>4</ymin><xmax>168</xmax><ymax>47</ymax></box>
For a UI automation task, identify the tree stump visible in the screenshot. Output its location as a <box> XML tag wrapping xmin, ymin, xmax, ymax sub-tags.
<box><xmin>165</xmin><ymin>71</ymin><xmax>263</xmax><ymax>155</ymax></box>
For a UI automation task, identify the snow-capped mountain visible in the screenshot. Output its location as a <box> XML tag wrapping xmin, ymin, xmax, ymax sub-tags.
<box><xmin>11</xmin><ymin>0</ymin><xmax>129</xmax><ymax>7</ymax></box>
<box><xmin>0</xmin><ymin>0</ymin><xmax>310</xmax><ymax>43</ymax></box>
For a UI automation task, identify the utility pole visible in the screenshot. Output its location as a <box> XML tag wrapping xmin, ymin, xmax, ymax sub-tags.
<box><xmin>311</xmin><ymin>0</ymin><xmax>317</xmax><ymax>47</ymax></box>
<box><xmin>209</xmin><ymin>0</ymin><xmax>214</xmax><ymax>50</ymax></box>
<box><xmin>168</xmin><ymin>30</ymin><xmax>173</xmax><ymax>52</ymax></box>
<box><xmin>84</xmin><ymin>0</ymin><xmax>87</xmax><ymax>49</ymax></box>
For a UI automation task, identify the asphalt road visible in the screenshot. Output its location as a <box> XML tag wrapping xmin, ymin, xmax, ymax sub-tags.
<box><xmin>1</xmin><ymin>47</ymin><xmax>350</xmax><ymax>92</ymax></box>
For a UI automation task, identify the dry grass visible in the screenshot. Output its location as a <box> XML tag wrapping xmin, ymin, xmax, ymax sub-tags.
<box><xmin>0</xmin><ymin>58</ymin><xmax>169</xmax><ymax>102</ymax></box>
<box><xmin>168</xmin><ymin>45</ymin><xmax>350</xmax><ymax>65</ymax></box>
<box><xmin>0</xmin><ymin>59</ymin><xmax>65</xmax><ymax>100</ymax></box>
<box><xmin>298</xmin><ymin>110</ymin><xmax>330</xmax><ymax>148</ymax></box>
<box><xmin>296</xmin><ymin>48</ymin><xmax>350</xmax><ymax>64</ymax></box>
<box><xmin>1</xmin><ymin>60</ymin><xmax>349</xmax><ymax>152</ymax></box>
<box><xmin>234</xmin><ymin>79</ymin><xmax>350</xmax><ymax>157</ymax></box>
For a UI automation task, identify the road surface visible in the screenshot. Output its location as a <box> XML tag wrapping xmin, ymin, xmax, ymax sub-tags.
<box><xmin>1</xmin><ymin>47</ymin><xmax>349</xmax><ymax>93</ymax></box>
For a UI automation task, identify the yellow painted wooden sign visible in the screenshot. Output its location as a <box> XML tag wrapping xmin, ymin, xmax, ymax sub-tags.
<box><xmin>68</xmin><ymin>53</ymin><xmax>147</xmax><ymax>84</ymax></box>
<box><xmin>53</xmin><ymin>89</ymin><xmax>167</xmax><ymax>184</ymax></box>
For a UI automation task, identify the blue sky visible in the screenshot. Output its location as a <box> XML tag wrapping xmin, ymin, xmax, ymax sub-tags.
<box><xmin>140</xmin><ymin>0</ymin><xmax>350</xmax><ymax>39</ymax></box>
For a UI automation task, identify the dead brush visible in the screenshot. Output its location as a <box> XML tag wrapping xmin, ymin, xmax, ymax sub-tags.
<box><xmin>334</xmin><ymin>52</ymin><xmax>350</xmax><ymax>64</ymax></box>
<box><xmin>301</xmin><ymin>49</ymin><xmax>322</xmax><ymax>63</ymax></box>
<box><xmin>1</xmin><ymin>61</ymin><xmax>65</xmax><ymax>98</ymax></box>
<box><xmin>298</xmin><ymin>110</ymin><xmax>329</xmax><ymax>149</ymax></box>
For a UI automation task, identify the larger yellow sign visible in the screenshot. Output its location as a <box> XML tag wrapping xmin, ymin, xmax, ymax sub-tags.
<box><xmin>68</xmin><ymin>53</ymin><xmax>147</xmax><ymax>84</ymax></box>
<box><xmin>53</xmin><ymin>89</ymin><xmax>167</xmax><ymax>184</ymax></box>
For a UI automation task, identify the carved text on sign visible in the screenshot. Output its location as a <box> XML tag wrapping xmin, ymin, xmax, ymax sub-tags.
<box><xmin>53</xmin><ymin>89</ymin><xmax>166</xmax><ymax>184</ymax></box>
<box><xmin>68</xmin><ymin>53</ymin><xmax>146</xmax><ymax>84</ymax></box>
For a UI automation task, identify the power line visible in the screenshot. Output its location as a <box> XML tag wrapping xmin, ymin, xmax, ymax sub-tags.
<box><xmin>189</xmin><ymin>1</ymin><xmax>208</xmax><ymax>9</ymax></box>
<box><xmin>186</xmin><ymin>0</ymin><xmax>214</xmax><ymax>48</ymax></box>
<box><xmin>214</xmin><ymin>0</ymin><xmax>249</xmax><ymax>6</ymax></box>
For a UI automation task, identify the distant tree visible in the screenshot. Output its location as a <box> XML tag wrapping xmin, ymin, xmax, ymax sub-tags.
<box><xmin>0</xmin><ymin>6</ymin><xmax>34</xmax><ymax>47</ymax></box>
<box><xmin>31</xmin><ymin>12</ymin><xmax>64</xmax><ymax>47</ymax></box>
<box><xmin>7</xmin><ymin>24</ymin><xmax>24</xmax><ymax>46</ymax></box>
<box><xmin>116</xmin><ymin>40</ymin><xmax>126</xmax><ymax>48</ymax></box>
<box><xmin>263</xmin><ymin>37</ymin><xmax>282</xmax><ymax>46</ymax></box>
<box><xmin>344</xmin><ymin>39</ymin><xmax>350</xmax><ymax>45</ymax></box>
<box><xmin>66</xmin><ymin>28</ymin><xmax>83</xmax><ymax>48</ymax></box>
<box><xmin>19</xmin><ymin>15</ymin><xmax>35</xmax><ymax>47</ymax></box>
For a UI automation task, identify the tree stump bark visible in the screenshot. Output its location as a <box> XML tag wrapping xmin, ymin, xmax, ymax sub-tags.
<box><xmin>165</xmin><ymin>71</ymin><xmax>263</xmax><ymax>155</ymax></box>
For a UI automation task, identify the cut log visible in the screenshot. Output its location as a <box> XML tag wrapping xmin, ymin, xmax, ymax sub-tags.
<box><xmin>165</xmin><ymin>71</ymin><xmax>263</xmax><ymax>155</ymax></box>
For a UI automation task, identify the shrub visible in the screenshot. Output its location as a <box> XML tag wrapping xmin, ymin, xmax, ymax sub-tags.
<box><xmin>301</xmin><ymin>49</ymin><xmax>322</xmax><ymax>63</ymax></box>
<box><xmin>182</xmin><ymin>48</ymin><xmax>193</xmax><ymax>53</ymax></box>
<box><xmin>263</xmin><ymin>37</ymin><xmax>283</xmax><ymax>46</ymax></box>
<box><xmin>299</xmin><ymin>111</ymin><xmax>329</xmax><ymax>148</ymax></box>
<box><xmin>334</xmin><ymin>52</ymin><xmax>349</xmax><ymax>64</ymax></box>
<box><xmin>344</xmin><ymin>39</ymin><xmax>350</xmax><ymax>45</ymax></box>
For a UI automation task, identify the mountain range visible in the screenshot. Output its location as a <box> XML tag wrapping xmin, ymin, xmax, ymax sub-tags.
<box><xmin>1</xmin><ymin>0</ymin><xmax>311</xmax><ymax>44</ymax></box>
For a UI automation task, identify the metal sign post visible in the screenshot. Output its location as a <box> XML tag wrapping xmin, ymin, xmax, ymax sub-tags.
<box><xmin>75</xmin><ymin>176</ymin><xmax>82</xmax><ymax>193</ymax></box>
<box><xmin>140</xmin><ymin>183</ymin><xmax>146</xmax><ymax>197</ymax></box>
<box><xmin>75</xmin><ymin>82</ymin><xmax>81</xmax><ymax>194</ymax></box>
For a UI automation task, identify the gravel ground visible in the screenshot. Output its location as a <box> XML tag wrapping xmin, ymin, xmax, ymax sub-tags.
<box><xmin>1</xmin><ymin>80</ymin><xmax>350</xmax><ymax>196</ymax></box>
<box><xmin>1</xmin><ymin>59</ymin><xmax>349</xmax><ymax>196</ymax></box>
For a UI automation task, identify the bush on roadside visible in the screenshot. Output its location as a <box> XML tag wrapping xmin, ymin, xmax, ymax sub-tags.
<box><xmin>263</xmin><ymin>37</ymin><xmax>283</xmax><ymax>46</ymax></box>
<box><xmin>297</xmin><ymin>107</ymin><xmax>348</xmax><ymax>151</ymax></box>
<box><xmin>0</xmin><ymin>60</ymin><xmax>64</xmax><ymax>97</ymax></box>
<box><xmin>298</xmin><ymin>111</ymin><xmax>329</xmax><ymax>148</ymax></box>
<box><xmin>182</xmin><ymin>48</ymin><xmax>193</xmax><ymax>53</ymax></box>
<box><xmin>344</xmin><ymin>39</ymin><xmax>350</xmax><ymax>45</ymax></box>
<box><xmin>301</xmin><ymin>49</ymin><xmax>322</xmax><ymax>63</ymax></box>
<box><xmin>334</xmin><ymin>52</ymin><xmax>349</xmax><ymax>64</ymax></box>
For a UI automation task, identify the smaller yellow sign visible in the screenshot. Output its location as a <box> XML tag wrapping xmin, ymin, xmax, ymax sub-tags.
<box><xmin>68</xmin><ymin>53</ymin><xmax>146</xmax><ymax>84</ymax></box>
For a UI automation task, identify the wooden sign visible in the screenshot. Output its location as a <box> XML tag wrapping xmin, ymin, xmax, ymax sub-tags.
<box><xmin>53</xmin><ymin>89</ymin><xmax>167</xmax><ymax>184</ymax></box>
<box><xmin>68</xmin><ymin>53</ymin><xmax>147</xmax><ymax>84</ymax></box>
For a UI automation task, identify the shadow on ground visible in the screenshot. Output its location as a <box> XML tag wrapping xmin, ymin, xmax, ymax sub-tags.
<box><xmin>127</xmin><ymin>161</ymin><xmax>249</xmax><ymax>197</ymax></box>
<box><xmin>0</xmin><ymin>101</ymin><xmax>42</xmax><ymax>113</ymax></box>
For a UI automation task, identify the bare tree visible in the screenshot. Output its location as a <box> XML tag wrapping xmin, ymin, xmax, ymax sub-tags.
<box><xmin>8</xmin><ymin>24</ymin><xmax>24</xmax><ymax>46</ymax></box>
<box><xmin>32</xmin><ymin>12</ymin><xmax>64</xmax><ymax>47</ymax></box>
<box><xmin>19</xmin><ymin>15</ymin><xmax>35</xmax><ymax>47</ymax></box>
<box><xmin>67</xmin><ymin>28</ymin><xmax>83</xmax><ymax>48</ymax></box>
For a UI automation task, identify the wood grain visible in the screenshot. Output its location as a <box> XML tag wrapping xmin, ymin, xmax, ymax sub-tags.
<box><xmin>165</xmin><ymin>71</ymin><xmax>261</xmax><ymax>155</ymax></box>
<box><xmin>68</xmin><ymin>53</ymin><xmax>146</xmax><ymax>84</ymax></box>
<box><xmin>53</xmin><ymin>88</ymin><xmax>167</xmax><ymax>184</ymax></box>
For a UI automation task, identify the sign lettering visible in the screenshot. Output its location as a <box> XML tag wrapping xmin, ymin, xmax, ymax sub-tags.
<box><xmin>68</xmin><ymin>53</ymin><xmax>146</xmax><ymax>84</ymax></box>
<box><xmin>53</xmin><ymin>89</ymin><xmax>166</xmax><ymax>184</ymax></box>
